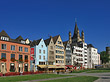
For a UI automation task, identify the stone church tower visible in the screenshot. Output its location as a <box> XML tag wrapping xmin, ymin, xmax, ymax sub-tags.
<box><xmin>69</xmin><ymin>22</ymin><xmax>85</xmax><ymax>44</ymax></box>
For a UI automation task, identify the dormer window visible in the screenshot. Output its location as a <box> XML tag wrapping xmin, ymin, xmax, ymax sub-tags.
<box><xmin>21</xmin><ymin>40</ymin><xmax>25</xmax><ymax>44</ymax></box>
<box><xmin>1</xmin><ymin>36</ymin><xmax>9</xmax><ymax>41</ymax></box>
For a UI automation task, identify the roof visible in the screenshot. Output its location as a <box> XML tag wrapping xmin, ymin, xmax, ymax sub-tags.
<box><xmin>52</xmin><ymin>35</ymin><xmax>60</xmax><ymax>44</ymax></box>
<box><xmin>72</xmin><ymin>22</ymin><xmax>80</xmax><ymax>39</ymax></box>
<box><xmin>44</xmin><ymin>38</ymin><xmax>51</xmax><ymax>46</ymax></box>
<box><xmin>30</xmin><ymin>39</ymin><xmax>42</xmax><ymax>47</ymax></box>
<box><xmin>15</xmin><ymin>36</ymin><xmax>24</xmax><ymax>41</ymax></box>
<box><xmin>0</xmin><ymin>30</ymin><xmax>30</xmax><ymax>45</ymax></box>
<box><xmin>87</xmin><ymin>44</ymin><xmax>94</xmax><ymax>48</ymax></box>
<box><xmin>63</xmin><ymin>41</ymin><xmax>68</xmax><ymax>48</ymax></box>
<box><xmin>0</xmin><ymin>30</ymin><xmax>10</xmax><ymax>38</ymax></box>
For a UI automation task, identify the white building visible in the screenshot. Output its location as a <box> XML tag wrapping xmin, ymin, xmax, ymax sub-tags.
<box><xmin>72</xmin><ymin>42</ymin><xmax>88</xmax><ymax>68</ymax></box>
<box><xmin>87</xmin><ymin>44</ymin><xmax>100</xmax><ymax>68</ymax></box>
<box><xmin>68</xmin><ymin>22</ymin><xmax>87</xmax><ymax>68</ymax></box>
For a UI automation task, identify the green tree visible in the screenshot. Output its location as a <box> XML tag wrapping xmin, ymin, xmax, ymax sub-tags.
<box><xmin>100</xmin><ymin>51</ymin><xmax>110</xmax><ymax>64</ymax></box>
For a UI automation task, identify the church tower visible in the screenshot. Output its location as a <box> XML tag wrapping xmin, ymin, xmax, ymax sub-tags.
<box><xmin>72</xmin><ymin>22</ymin><xmax>81</xmax><ymax>43</ymax></box>
<box><xmin>69</xmin><ymin>31</ymin><xmax>72</xmax><ymax>44</ymax></box>
<box><xmin>81</xmin><ymin>30</ymin><xmax>84</xmax><ymax>42</ymax></box>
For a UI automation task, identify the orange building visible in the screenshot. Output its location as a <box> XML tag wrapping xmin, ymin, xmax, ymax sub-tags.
<box><xmin>0</xmin><ymin>30</ymin><xmax>30</xmax><ymax>74</ymax></box>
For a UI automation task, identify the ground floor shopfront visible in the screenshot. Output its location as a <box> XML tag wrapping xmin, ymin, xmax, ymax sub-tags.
<box><xmin>36</xmin><ymin>65</ymin><xmax>65</xmax><ymax>73</ymax></box>
<box><xmin>0</xmin><ymin>62</ymin><xmax>30</xmax><ymax>74</ymax></box>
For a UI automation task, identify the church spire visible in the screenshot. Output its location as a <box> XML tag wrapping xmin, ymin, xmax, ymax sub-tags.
<box><xmin>72</xmin><ymin>20</ymin><xmax>81</xmax><ymax>43</ymax></box>
<box><xmin>73</xmin><ymin>21</ymin><xmax>80</xmax><ymax>38</ymax></box>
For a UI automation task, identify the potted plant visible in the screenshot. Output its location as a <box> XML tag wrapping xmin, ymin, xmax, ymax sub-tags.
<box><xmin>1</xmin><ymin>57</ymin><xmax>7</xmax><ymax>62</ymax></box>
<box><xmin>19</xmin><ymin>58</ymin><xmax>23</xmax><ymax>63</ymax></box>
<box><xmin>11</xmin><ymin>58</ymin><xmax>16</xmax><ymax>62</ymax></box>
<box><xmin>25</xmin><ymin>59</ymin><xmax>28</xmax><ymax>62</ymax></box>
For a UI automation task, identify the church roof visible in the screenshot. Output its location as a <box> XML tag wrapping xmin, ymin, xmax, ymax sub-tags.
<box><xmin>72</xmin><ymin>22</ymin><xmax>80</xmax><ymax>39</ymax></box>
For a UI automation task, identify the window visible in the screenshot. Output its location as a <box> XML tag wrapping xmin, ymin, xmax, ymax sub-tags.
<box><xmin>84</xmin><ymin>45</ymin><xmax>87</xmax><ymax>47</ymax></box>
<box><xmin>1</xmin><ymin>44</ymin><xmax>6</xmax><ymax>49</ymax></box>
<box><xmin>25</xmin><ymin>55</ymin><xmax>28</xmax><ymax>62</ymax></box>
<box><xmin>43</xmin><ymin>56</ymin><xmax>45</xmax><ymax>60</ymax></box>
<box><xmin>58</xmin><ymin>41</ymin><xmax>61</xmax><ymax>44</ymax></box>
<box><xmin>1</xmin><ymin>53</ymin><xmax>6</xmax><ymax>59</ymax></box>
<box><xmin>43</xmin><ymin>50</ymin><xmax>45</xmax><ymax>54</ymax></box>
<box><xmin>39</xmin><ymin>49</ymin><xmax>41</xmax><ymax>53</ymax></box>
<box><xmin>41</xmin><ymin>45</ymin><xmax>43</xmax><ymax>48</ymax></box>
<box><xmin>11</xmin><ymin>45</ymin><xmax>15</xmax><ymax>50</ymax></box>
<box><xmin>39</xmin><ymin>62</ymin><xmax>45</xmax><ymax>65</ymax></box>
<box><xmin>50</xmin><ymin>46</ymin><xmax>53</xmax><ymax>49</ymax></box>
<box><xmin>56</xmin><ymin>60</ymin><xmax>58</xmax><ymax>63</ymax></box>
<box><xmin>39</xmin><ymin>55</ymin><xmax>41</xmax><ymax>59</ymax></box>
<box><xmin>11</xmin><ymin>54</ymin><xmax>15</xmax><ymax>59</ymax></box>
<box><xmin>19</xmin><ymin>55</ymin><xmax>22</xmax><ymax>60</ymax></box>
<box><xmin>1</xmin><ymin>36</ymin><xmax>9</xmax><ymax>41</ymax></box>
<box><xmin>50</xmin><ymin>51</ymin><xmax>54</xmax><ymax>55</ymax></box>
<box><xmin>25</xmin><ymin>48</ymin><xmax>28</xmax><ymax>52</ymax></box>
<box><xmin>19</xmin><ymin>47</ymin><xmax>23</xmax><ymax>51</ymax></box>
<box><xmin>25</xmin><ymin>55</ymin><xmax>28</xmax><ymax>60</ymax></box>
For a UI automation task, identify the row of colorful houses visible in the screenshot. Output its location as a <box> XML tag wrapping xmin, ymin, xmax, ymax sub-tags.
<box><xmin>0</xmin><ymin>30</ymin><xmax>66</xmax><ymax>74</ymax></box>
<box><xmin>0</xmin><ymin>23</ymin><xmax>100</xmax><ymax>74</ymax></box>
<box><xmin>30</xmin><ymin>35</ymin><xmax>65</xmax><ymax>72</ymax></box>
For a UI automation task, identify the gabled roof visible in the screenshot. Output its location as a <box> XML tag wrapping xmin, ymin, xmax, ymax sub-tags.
<box><xmin>63</xmin><ymin>41</ymin><xmax>68</xmax><ymax>48</ymax></box>
<box><xmin>44</xmin><ymin>38</ymin><xmax>51</xmax><ymax>46</ymax></box>
<box><xmin>0</xmin><ymin>30</ymin><xmax>30</xmax><ymax>45</ymax></box>
<box><xmin>52</xmin><ymin>35</ymin><xmax>60</xmax><ymax>44</ymax></box>
<box><xmin>0</xmin><ymin>30</ymin><xmax>10</xmax><ymax>38</ymax></box>
<box><xmin>16</xmin><ymin>35</ymin><xmax>24</xmax><ymax>41</ymax></box>
<box><xmin>30</xmin><ymin>39</ymin><xmax>42</xmax><ymax>47</ymax></box>
<box><xmin>87</xmin><ymin>44</ymin><xmax>94</xmax><ymax>48</ymax></box>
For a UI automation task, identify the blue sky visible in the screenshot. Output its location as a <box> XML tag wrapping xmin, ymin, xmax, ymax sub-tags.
<box><xmin>0</xmin><ymin>0</ymin><xmax>110</xmax><ymax>52</ymax></box>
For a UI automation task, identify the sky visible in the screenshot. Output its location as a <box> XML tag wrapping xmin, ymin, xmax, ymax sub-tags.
<box><xmin>0</xmin><ymin>0</ymin><xmax>110</xmax><ymax>52</ymax></box>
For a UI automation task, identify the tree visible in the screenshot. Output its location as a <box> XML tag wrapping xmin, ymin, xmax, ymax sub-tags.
<box><xmin>100</xmin><ymin>51</ymin><xmax>110</xmax><ymax>64</ymax></box>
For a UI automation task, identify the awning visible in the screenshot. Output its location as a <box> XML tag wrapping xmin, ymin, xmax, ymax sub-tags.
<box><xmin>48</xmin><ymin>65</ymin><xmax>56</xmax><ymax>68</ymax></box>
<box><xmin>65</xmin><ymin>65</ymin><xmax>74</xmax><ymax>68</ymax></box>
<box><xmin>56</xmin><ymin>65</ymin><xmax>65</xmax><ymax>68</ymax></box>
<box><xmin>37</xmin><ymin>65</ymin><xmax>47</xmax><ymax>68</ymax></box>
<box><xmin>37</xmin><ymin>65</ymin><xmax>65</xmax><ymax>69</ymax></box>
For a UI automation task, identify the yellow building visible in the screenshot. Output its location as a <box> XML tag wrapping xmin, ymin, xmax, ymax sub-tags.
<box><xmin>52</xmin><ymin>35</ymin><xmax>65</xmax><ymax>66</ymax></box>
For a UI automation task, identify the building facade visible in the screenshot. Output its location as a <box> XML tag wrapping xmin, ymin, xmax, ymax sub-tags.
<box><xmin>44</xmin><ymin>36</ymin><xmax>55</xmax><ymax>65</ymax></box>
<box><xmin>30</xmin><ymin>39</ymin><xmax>47</xmax><ymax>71</ymax></box>
<box><xmin>87</xmin><ymin>44</ymin><xmax>100</xmax><ymax>68</ymax></box>
<box><xmin>71</xmin><ymin>42</ymin><xmax>87</xmax><ymax>68</ymax></box>
<box><xmin>63</xmin><ymin>41</ymin><xmax>72</xmax><ymax>65</ymax></box>
<box><xmin>53</xmin><ymin>35</ymin><xmax>65</xmax><ymax>65</ymax></box>
<box><xmin>0</xmin><ymin>30</ymin><xmax>30</xmax><ymax>74</ymax></box>
<box><xmin>68</xmin><ymin>22</ymin><xmax>88</xmax><ymax>68</ymax></box>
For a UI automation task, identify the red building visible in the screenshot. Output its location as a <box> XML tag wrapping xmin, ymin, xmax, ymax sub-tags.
<box><xmin>0</xmin><ymin>30</ymin><xmax>30</xmax><ymax>74</ymax></box>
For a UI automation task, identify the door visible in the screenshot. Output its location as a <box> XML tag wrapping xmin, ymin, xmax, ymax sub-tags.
<box><xmin>1</xmin><ymin>63</ymin><xmax>6</xmax><ymax>74</ymax></box>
